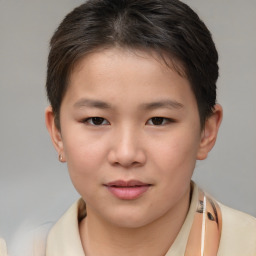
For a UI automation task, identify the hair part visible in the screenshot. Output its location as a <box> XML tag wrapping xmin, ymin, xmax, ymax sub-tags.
<box><xmin>46</xmin><ymin>0</ymin><xmax>219</xmax><ymax>130</ymax></box>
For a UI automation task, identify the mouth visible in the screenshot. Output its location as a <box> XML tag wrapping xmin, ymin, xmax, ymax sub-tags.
<box><xmin>104</xmin><ymin>180</ymin><xmax>152</xmax><ymax>200</ymax></box>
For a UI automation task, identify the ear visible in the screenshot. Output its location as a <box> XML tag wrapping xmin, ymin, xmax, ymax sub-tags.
<box><xmin>197</xmin><ymin>104</ymin><xmax>223</xmax><ymax>160</ymax></box>
<box><xmin>45</xmin><ymin>106</ymin><xmax>66</xmax><ymax>162</ymax></box>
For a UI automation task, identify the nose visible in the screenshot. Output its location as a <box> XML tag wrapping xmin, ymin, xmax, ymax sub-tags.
<box><xmin>107</xmin><ymin>126</ymin><xmax>146</xmax><ymax>168</ymax></box>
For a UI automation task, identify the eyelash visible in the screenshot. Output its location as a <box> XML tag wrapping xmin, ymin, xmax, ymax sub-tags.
<box><xmin>82</xmin><ymin>117</ymin><xmax>110</xmax><ymax>126</ymax></box>
<box><xmin>146</xmin><ymin>117</ymin><xmax>175</xmax><ymax>126</ymax></box>
<box><xmin>82</xmin><ymin>117</ymin><xmax>175</xmax><ymax>126</ymax></box>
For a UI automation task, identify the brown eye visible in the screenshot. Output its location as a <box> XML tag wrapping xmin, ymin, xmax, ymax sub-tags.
<box><xmin>85</xmin><ymin>117</ymin><xmax>109</xmax><ymax>126</ymax></box>
<box><xmin>147</xmin><ymin>117</ymin><xmax>173</xmax><ymax>126</ymax></box>
<box><xmin>151</xmin><ymin>117</ymin><xmax>165</xmax><ymax>125</ymax></box>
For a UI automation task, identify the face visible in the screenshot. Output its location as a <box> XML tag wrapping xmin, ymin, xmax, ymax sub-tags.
<box><xmin>46</xmin><ymin>47</ymin><xmax>221</xmax><ymax>229</ymax></box>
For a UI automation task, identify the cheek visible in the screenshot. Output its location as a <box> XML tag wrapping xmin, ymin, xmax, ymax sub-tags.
<box><xmin>148</xmin><ymin>129</ymin><xmax>200</xmax><ymax>196</ymax></box>
<box><xmin>62</xmin><ymin>134</ymin><xmax>109</xmax><ymax>189</ymax></box>
<box><xmin>64</xmin><ymin>143</ymin><xmax>103</xmax><ymax>199</ymax></box>
<box><xmin>150</xmin><ymin>134</ymin><xmax>198</xmax><ymax>203</ymax></box>
<box><xmin>150</xmin><ymin>130</ymin><xmax>200</xmax><ymax>169</ymax></box>
<box><xmin>63</xmin><ymin>130</ymin><xmax>109</xmax><ymax>165</ymax></box>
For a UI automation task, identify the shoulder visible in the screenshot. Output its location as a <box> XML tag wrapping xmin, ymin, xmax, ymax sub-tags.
<box><xmin>47</xmin><ymin>199</ymin><xmax>83</xmax><ymax>237</ymax></box>
<box><xmin>218</xmin><ymin>202</ymin><xmax>256</xmax><ymax>256</ymax></box>
<box><xmin>46</xmin><ymin>199</ymin><xmax>85</xmax><ymax>256</ymax></box>
<box><xmin>0</xmin><ymin>238</ymin><xmax>8</xmax><ymax>256</ymax></box>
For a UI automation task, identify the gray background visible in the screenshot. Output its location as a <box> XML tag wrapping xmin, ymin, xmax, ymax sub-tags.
<box><xmin>0</xmin><ymin>0</ymin><xmax>255</xmax><ymax>245</ymax></box>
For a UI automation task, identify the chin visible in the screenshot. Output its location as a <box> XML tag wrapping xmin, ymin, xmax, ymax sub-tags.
<box><xmin>105</xmin><ymin>209</ymin><xmax>158</xmax><ymax>229</ymax></box>
<box><xmin>112</xmin><ymin>218</ymin><xmax>151</xmax><ymax>229</ymax></box>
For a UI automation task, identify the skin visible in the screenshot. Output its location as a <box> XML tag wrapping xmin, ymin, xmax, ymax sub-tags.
<box><xmin>46</xmin><ymin>47</ymin><xmax>222</xmax><ymax>256</ymax></box>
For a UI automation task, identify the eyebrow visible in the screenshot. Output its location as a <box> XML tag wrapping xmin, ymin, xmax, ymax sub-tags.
<box><xmin>73</xmin><ymin>98</ymin><xmax>184</xmax><ymax>111</ymax></box>
<box><xmin>73</xmin><ymin>98</ymin><xmax>112</xmax><ymax>109</ymax></box>
<box><xmin>140</xmin><ymin>100</ymin><xmax>184</xmax><ymax>110</ymax></box>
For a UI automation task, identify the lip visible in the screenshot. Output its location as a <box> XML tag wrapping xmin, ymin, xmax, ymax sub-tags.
<box><xmin>104</xmin><ymin>180</ymin><xmax>152</xmax><ymax>200</ymax></box>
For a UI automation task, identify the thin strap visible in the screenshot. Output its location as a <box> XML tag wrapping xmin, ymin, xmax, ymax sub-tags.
<box><xmin>185</xmin><ymin>188</ymin><xmax>222</xmax><ymax>256</ymax></box>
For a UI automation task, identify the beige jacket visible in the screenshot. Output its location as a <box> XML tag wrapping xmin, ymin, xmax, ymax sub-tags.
<box><xmin>45</xmin><ymin>183</ymin><xmax>256</xmax><ymax>256</ymax></box>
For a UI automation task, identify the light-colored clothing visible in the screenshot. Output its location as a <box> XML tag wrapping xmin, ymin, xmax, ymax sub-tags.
<box><xmin>3</xmin><ymin>222</ymin><xmax>51</xmax><ymax>256</ymax></box>
<box><xmin>0</xmin><ymin>238</ymin><xmax>8</xmax><ymax>256</ymax></box>
<box><xmin>45</xmin><ymin>183</ymin><xmax>256</xmax><ymax>256</ymax></box>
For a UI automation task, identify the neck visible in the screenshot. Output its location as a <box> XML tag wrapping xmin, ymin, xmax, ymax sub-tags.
<box><xmin>79</xmin><ymin>187</ymin><xmax>191</xmax><ymax>256</ymax></box>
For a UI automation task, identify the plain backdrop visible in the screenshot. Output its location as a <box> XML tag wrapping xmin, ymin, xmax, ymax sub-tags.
<box><xmin>0</xmin><ymin>0</ymin><xmax>256</xmax><ymax>245</ymax></box>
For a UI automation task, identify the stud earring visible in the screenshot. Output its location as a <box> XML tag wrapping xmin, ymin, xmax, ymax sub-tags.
<box><xmin>58</xmin><ymin>154</ymin><xmax>64</xmax><ymax>163</ymax></box>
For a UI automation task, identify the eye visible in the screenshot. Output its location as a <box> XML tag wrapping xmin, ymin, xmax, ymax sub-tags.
<box><xmin>84</xmin><ymin>117</ymin><xmax>110</xmax><ymax>126</ymax></box>
<box><xmin>146</xmin><ymin>117</ymin><xmax>173</xmax><ymax>126</ymax></box>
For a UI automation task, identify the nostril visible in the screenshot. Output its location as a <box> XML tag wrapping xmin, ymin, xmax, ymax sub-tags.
<box><xmin>107</xmin><ymin>144</ymin><xmax>146</xmax><ymax>168</ymax></box>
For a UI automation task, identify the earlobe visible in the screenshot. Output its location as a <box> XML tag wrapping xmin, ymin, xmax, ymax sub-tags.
<box><xmin>45</xmin><ymin>106</ymin><xmax>66</xmax><ymax>162</ymax></box>
<box><xmin>197</xmin><ymin>104</ymin><xmax>223</xmax><ymax>160</ymax></box>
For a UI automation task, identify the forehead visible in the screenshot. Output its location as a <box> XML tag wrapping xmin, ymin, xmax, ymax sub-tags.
<box><xmin>72</xmin><ymin>47</ymin><xmax>187</xmax><ymax>81</ymax></box>
<box><xmin>64</xmin><ymin>47</ymin><xmax>196</xmax><ymax>109</ymax></box>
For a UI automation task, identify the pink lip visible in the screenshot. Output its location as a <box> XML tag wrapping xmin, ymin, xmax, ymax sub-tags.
<box><xmin>104</xmin><ymin>180</ymin><xmax>151</xmax><ymax>200</ymax></box>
